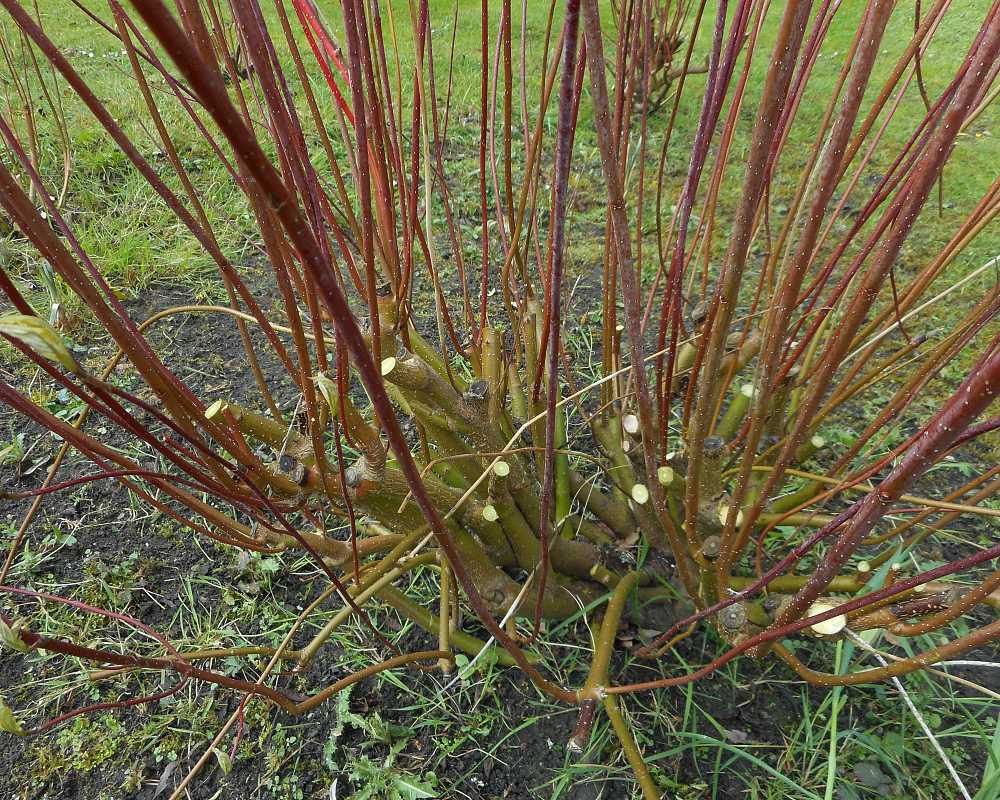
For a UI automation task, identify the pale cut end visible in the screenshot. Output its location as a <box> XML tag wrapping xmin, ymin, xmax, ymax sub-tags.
<box><xmin>380</xmin><ymin>356</ymin><xmax>397</xmax><ymax>376</ymax></box>
<box><xmin>717</xmin><ymin>504</ymin><xmax>744</xmax><ymax>528</ymax></box>
<box><xmin>482</xmin><ymin>504</ymin><xmax>499</xmax><ymax>522</ymax></box>
<box><xmin>740</xmin><ymin>383</ymin><xmax>754</xmax><ymax>398</ymax></box>
<box><xmin>205</xmin><ymin>399</ymin><xmax>227</xmax><ymax>420</ymax></box>
<box><xmin>631</xmin><ymin>483</ymin><xmax>650</xmax><ymax>505</ymax></box>
<box><xmin>492</xmin><ymin>460</ymin><xmax>511</xmax><ymax>477</ymax></box>
<box><xmin>622</xmin><ymin>439</ymin><xmax>632</xmax><ymax>453</ymax></box>
<box><xmin>807</xmin><ymin>602</ymin><xmax>847</xmax><ymax>636</ymax></box>
<box><xmin>622</xmin><ymin>414</ymin><xmax>640</xmax><ymax>435</ymax></box>
<box><xmin>811</xmin><ymin>434</ymin><xmax>826</xmax><ymax>449</ymax></box>
<box><xmin>857</xmin><ymin>560</ymin><xmax>871</xmax><ymax>574</ymax></box>
<box><xmin>657</xmin><ymin>466</ymin><xmax>674</xmax><ymax>486</ymax></box>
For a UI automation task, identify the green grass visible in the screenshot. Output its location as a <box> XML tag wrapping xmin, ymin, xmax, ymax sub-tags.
<box><xmin>5</xmin><ymin>2</ymin><xmax>997</xmax><ymax>376</ymax></box>
<box><xmin>4</xmin><ymin>497</ymin><xmax>999</xmax><ymax>798</ymax></box>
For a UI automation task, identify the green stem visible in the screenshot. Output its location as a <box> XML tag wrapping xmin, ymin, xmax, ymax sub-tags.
<box><xmin>583</xmin><ymin>571</ymin><xmax>641</xmax><ymax>696</ymax></box>
<box><xmin>378</xmin><ymin>585</ymin><xmax>529</xmax><ymax>666</ymax></box>
<box><xmin>297</xmin><ymin>550</ymin><xmax>436</xmax><ymax>666</ymax></box>
<box><xmin>823</xmin><ymin>640</ymin><xmax>845</xmax><ymax>800</ymax></box>
<box><xmin>555</xmin><ymin>401</ymin><xmax>571</xmax><ymax>538</ymax></box>
<box><xmin>605</xmin><ymin>696</ymin><xmax>660</xmax><ymax>800</ymax></box>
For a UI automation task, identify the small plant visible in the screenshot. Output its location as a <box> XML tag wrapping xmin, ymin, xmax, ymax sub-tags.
<box><xmin>614</xmin><ymin>0</ymin><xmax>690</xmax><ymax>114</ymax></box>
<box><xmin>0</xmin><ymin>0</ymin><xmax>999</xmax><ymax>796</ymax></box>
<box><xmin>325</xmin><ymin>685</ymin><xmax>437</xmax><ymax>800</ymax></box>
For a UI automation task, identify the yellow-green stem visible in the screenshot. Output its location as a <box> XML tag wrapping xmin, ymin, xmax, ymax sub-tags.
<box><xmin>604</xmin><ymin>696</ymin><xmax>660</xmax><ymax>800</ymax></box>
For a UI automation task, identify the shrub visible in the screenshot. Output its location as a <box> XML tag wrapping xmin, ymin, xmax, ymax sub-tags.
<box><xmin>0</xmin><ymin>0</ymin><xmax>999</xmax><ymax>795</ymax></box>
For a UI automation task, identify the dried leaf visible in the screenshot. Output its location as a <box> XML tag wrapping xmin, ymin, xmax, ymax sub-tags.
<box><xmin>0</xmin><ymin>697</ymin><xmax>26</xmax><ymax>736</ymax></box>
<box><xmin>213</xmin><ymin>747</ymin><xmax>233</xmax><ymax>774</ymax></box>
<box><xmin>0</xmin><ymin>618</ymin><xmax>29</xmax><ymax>653</ymax></box>
<box><xmin>314</xmin><ymin>372</ymin><xmax>337</xmax><ymax>411</ymax></box>
<box><xmin>0</xmin><ymin>313</ymin><xmax>78</xmax><ymax>373</ymax></box>
<box><xmin>154</xmin><ymin>759</ymin><xmax>179</xmax><ymax>796</ymax></box>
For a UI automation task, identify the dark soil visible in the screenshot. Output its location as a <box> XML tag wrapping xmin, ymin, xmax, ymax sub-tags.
<box><xmin>1</xmin><ymin>280</ymin><xmax>998</xmax><ymax>800</ymax></box>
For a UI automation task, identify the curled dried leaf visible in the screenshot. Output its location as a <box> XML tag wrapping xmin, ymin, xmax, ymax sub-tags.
<box><xmin>0</xmin><ymin>618</ymin><xmax>29</xmax><ymax>653</ymax></box>
<box><xmin>0</xmin><ymin>697</ymin><xmax>25</xmax><ymax>736</ymax></box>
<box><xmin>0</xmin><ymin>313</ymin><xmax>78</xmax><ymax>373</ymax></box>
<box><xmin>314</xmin><ymin>372</ymin><xmax>337</xmax><ymax>410</ymax></box>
